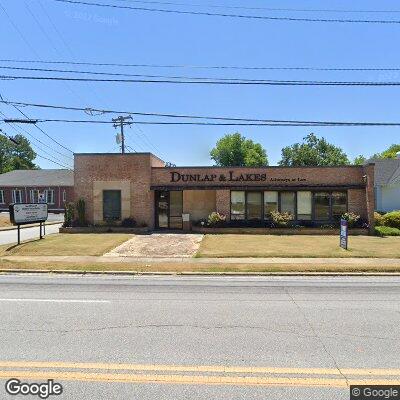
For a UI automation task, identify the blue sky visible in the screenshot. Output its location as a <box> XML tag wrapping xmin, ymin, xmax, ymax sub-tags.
<box><xmin>1</xmin><ymin>0</ymin><xmax>400</xmax><ymax>169</ymax></box>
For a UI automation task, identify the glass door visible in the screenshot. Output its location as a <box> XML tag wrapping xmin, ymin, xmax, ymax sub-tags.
<box><xmin>246</xmin><ymin>192</ymin><xmax>262</xmax><ymax>220</ymax></box>
<box><xmin>155</xmin><ymin>190</ymin><xmax>183</xmax><ymax>229</ymax></box>
<box><xmin>156</xmin><ymin>191</ymin><xmax>169</xmax><ymax>228</ymax></box>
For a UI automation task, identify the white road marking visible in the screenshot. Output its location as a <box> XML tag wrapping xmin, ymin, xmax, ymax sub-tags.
<box><xmin>0</xmin><ymin>298</ymin><xmax>110</xmax><ymax>303</ymax></box>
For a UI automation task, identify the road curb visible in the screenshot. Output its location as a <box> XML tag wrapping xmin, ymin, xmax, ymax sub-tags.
<box><xmin>0</xmin><ymin>221</ymin><xmax>62</xmax><ymax>232</ymax></box>
<box><xmin>1</xmin><ymin>269</ymin><xmax>400</xmax><ymax>277</ymax></box>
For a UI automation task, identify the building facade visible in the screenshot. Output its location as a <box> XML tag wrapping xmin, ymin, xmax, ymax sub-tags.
<box><xmin>373</xmin><ymin>156</ymin><xmax>400</xmax><ymax>212</ymax></box>
<box><xmin>74</xmin><ymin>153</ymin><xmax>375</xmax><ymax>231</ymax></box>
<box><xmin>0</xmin><ymin>169</ymin><xmax>74</xmax><ymax>213</ymax></box>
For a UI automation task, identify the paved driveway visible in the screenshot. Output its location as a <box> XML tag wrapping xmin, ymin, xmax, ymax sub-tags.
<box><xmin>104</xmin><ymin>233</ymin><xmax>203</xmax><ymax>258</ymax></box>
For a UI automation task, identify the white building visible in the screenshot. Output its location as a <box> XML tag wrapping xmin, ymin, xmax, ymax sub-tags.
<box><xmin>374</xmin><ymin>154</ymin><xmax>400</xmax><ymax>212</ymax></box>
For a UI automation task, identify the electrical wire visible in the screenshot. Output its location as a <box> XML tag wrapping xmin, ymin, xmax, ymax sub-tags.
<box><xmin>2</xmin><ymin>58</ymin><xmax>399</xmax><ymax>72</ymax></box>
<box><xmin>3</xmin><ymin>99</ymin><xmax>400</xmax><ymax>126</ymax></box>
<box><xmin>50</xmin><ymin>0</ymin><xmax>400</xmax><ymax>24</ymax></box>
<box><xmin>3</xmin><ymin>74</ymin><xmax>400</xmax><ymax>86</ymax></box>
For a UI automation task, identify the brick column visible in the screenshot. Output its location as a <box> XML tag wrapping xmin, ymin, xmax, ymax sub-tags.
<box><xmin>364</xmin><ymin>163</ymin><xmax>375</xmax><ymax>234</ymax></box>
<box><xmin>216</xmin><ymin>190</ymin><xmax>230</xmax><ymax>221</ymax></box>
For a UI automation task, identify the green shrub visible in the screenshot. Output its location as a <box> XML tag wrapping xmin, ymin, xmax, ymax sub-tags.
<box><xmin>375</xmin><ymin>226</ymin><xmax>400</xmax><ymax>237</ymax></box>
<box><xmin>207</xmin><ymin>212</ymin><xmax>226</xmax><ymax>227</ymax></box>
<box><xmin>374</xmin><ymin>212</ymin><xmax>384</xmax><ymax>226</ymax></box>
<box><xmin>63</xmin><ymin>202</ymin><xmax>75</xmax><ymax>227</ymax></box>
<box><xmin>341</xmin><ymin>212</ymin><xmax>360</xmax><ymax>228</ymax></box>
<box><xmin>382</xmin><ymin>211</ymin><xmax>400</xmax><ymax>229</ymax></box>
<box><xmin>121</xmin><ymin>217</ymin><xmax>136</xmax><ymax>227</ymax></box>
<box><xmin>270</xmin><ymin>211</ymin><xmax>294</xmax><ymax>227</ymax></box>
<box><xmin>76</xmin><ymin>198</ymin><xmax>86</xmax><ymax>227</ymax></box>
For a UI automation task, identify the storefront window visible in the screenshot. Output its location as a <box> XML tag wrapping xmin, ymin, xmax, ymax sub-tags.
<box><xmin>332</xmin><ymin>191</ymin><xmax>347</xmax><ymax>220</ymax></box>
<box><xmin>231</xmin><ymin>191</ymin><xmax>245</xmax><ymax>220</ymax></box>
<box><xmin>280</xmin><ymin>192</ymin><xmax>295</xmax><ymax>216</ymax></box>
<box><xmin>264</xmin><ymin>191</ymin><xmax>278</xmax><ymax>219</ymax></box>
<box><xmin>297</xmin><ymin>191</ymin><xmax>312</xmax><ymax>220</ymax></box>
<box><xmin>314</xmin><ymin>192</ymin><xmax>330</xmax><ymax>220</ymax></box>
<box><xmin>169</xmin><ymin>191</ymin><xmax>183</xmax><ymax>229</ymax></box>
<box><xmin>246</xmin><ymin>192</ymin><xmax>262</xmax><ymax>220</ymax></box>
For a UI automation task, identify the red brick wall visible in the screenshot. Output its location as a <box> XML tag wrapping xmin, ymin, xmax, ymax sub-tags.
<box><xmin>0</xmin><ymin>186</ymin><xmax>73</xmax><ymax>212</ymax></box>
<box><xmin>74</xmin><ymin>154</ymin><xmax>157</xmax><ymax>227</ymax></box>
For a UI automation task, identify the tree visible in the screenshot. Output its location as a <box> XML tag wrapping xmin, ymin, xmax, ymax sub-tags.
<box><xmin>353</xmin><ymin>155</ymin><xmax>367</xmax><ymax>165</ymax></box>
<box><xmin>279</xmin><ymin>133</ymin><xmax>349</xmax><ymax>167</ymax></box>
<box><xmin>210</xmin><ymin>132</ymin><xmax>268</xmax><ymax>167</ymax></box>
<box><xmin>378</xmin><ymin>144</ymin><xmax>400</xmax><ymax>159</ymax></box>
<box><xmin>0</xmin><ymin>134</ymin><xmax>37</xmax><ymax>173</ymax></box>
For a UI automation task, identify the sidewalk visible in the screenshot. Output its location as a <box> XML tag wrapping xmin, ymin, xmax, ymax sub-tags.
<box><xmin>2</xmin><ymin>255</ymin><xmax>400</xmax><ymax>266</ymax></box>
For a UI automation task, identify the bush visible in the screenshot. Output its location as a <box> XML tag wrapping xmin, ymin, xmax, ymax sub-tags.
<box><xmin>374</xmin><ymin>212</ymin><xmax>384</xmax><ymax>226</ymax></box>
<box><xmin>76</xmin><ymin>198</ymin><xmax>86</xmax><ymax>226</ymax></box>
<box><xmin>270</xmin><ymin>211</ymin><xmax>294</xmax><ymax>227</ymax></box>
<box><xmin>375</xmin><ymin>226</ymin><xmax>400</xmax><ymax>237</ymax></box>
<box><xmin>341</xmin><ymin>212</ymin><xmax>360</xmax><ymax>228</ymax></box>
<box><xmin>207</xmin><ymin>212</ymin><xmax>226</xmax><ymax>227</ymax></box>
<box><xmin>121</xmin><ymin>217</ymin><xmax>137</xmax><ymax>227</ymax></box>
<box><xmin>382</xmin><ymin>211</ymin><xmax>400</xmax><ymax>229</ymax></box>
<box><xmin>63</xmin><ymin>202</ymin><xmax>75</xmax><ymax>227</ymax></box>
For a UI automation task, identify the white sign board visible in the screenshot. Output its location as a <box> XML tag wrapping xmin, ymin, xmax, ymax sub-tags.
<box><xmin>10</xmin><ymin>203</ymin><xmax>48</xmax><ymax>225</ymax></box>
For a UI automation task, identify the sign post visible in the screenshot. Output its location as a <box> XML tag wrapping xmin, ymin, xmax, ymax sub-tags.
<box><xmin>340</xmin><ymin>218</ymin><xmax>348</xmax><ymax>250</ymax></box>
<box><xmin>9</xmin><ymin>203</ymin><xmax>48</xmax><ymax>245</ymax></box>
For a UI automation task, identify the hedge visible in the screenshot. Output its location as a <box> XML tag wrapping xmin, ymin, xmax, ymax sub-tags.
<box><xmin>375</xmin><ymin>226</ymin><xmax>400</xmax><ymax>237</ymax></box>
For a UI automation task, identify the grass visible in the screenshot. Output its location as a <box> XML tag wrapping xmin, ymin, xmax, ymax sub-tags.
<box><xmin>197</xmin><ymin>234</ymin><xmax>400</xmax><ymax>258</ymax></box>
<box><xmin>0</xmin><ymin>214</ymin><xmax>12</xmax><ymax>228</ymax></box>
<box><xmin>0</xmin><ymin>233</ymin><xmax>133</xmax><ymax>256</ymax></box>
<box><xmin>1</xmin><ymin>259</ymin><xmax>400</xmax><ymax>273</ymax></box>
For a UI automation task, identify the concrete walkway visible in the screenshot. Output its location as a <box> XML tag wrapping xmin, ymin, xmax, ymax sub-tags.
<box><xmin>2</xmin><ymin>255</ymin><xmax>400</xmax><ymax>266</ymax></box>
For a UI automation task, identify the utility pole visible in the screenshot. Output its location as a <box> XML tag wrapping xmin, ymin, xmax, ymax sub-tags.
<box><xmin>112</xmin><ymin>115</ymin><xmax>132</xmax><ymax>154</ymax></box>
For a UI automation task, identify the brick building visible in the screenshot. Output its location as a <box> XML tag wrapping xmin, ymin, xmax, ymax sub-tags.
<box><xmin>0</xmin><ymin>169</ymin><xmax>74</xmax><ymax>213</ymax></box>
<box><xmin>74</xmin><ymin>153</ymin><xmax>375</xmax><ymax>232</ymax></box>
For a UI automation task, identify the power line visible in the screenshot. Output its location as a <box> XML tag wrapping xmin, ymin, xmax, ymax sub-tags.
<box><xmin>9</xmin><ymin>117</ymin><xmax>400</xmax><ymax>127</ymax></box>
<box><xmin>3</xmin><ymin>99</ymin><xmax>400</xmax><ymax>126</ymax></box>
<box><xmin>2</xmin><ymin>58</ymin><xmax>399</xmax><ymax>72</ymax></box>
<box><xmin>4</xmin><ymin>121</ymin><xmax>73</xmax><ymax>169</ymax></box>
<box><xmin>0</xmin><ymin>94</ymin><xmax>74</xmax><ymax>154</ymax></box>
<box><xmin>50</xmin><ymin>0</ymin><xmax>400</xmax><ymax>24</ymax></box>
<box><xmin>1</xmin><ymin>58</ymin><xmax>398</xmax><ymax>72</ymax></box>
<box><xmin>118</xmin><ymin>0</ymin><xmax>400</xmax><ymax>14</ymax></box>
<box><xmin>4</xmin><ymin>74</ymin><xmax>400</xmax><ymax>86</ymax></box>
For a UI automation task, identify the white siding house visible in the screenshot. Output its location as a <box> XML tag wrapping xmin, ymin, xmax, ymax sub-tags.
<box><xmin>374</xmin><ymin>155</ymin><xmax>400</xmax><ymax>212</ymax></box>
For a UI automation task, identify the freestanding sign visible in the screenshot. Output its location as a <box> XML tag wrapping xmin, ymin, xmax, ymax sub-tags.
<box><xmin>9</xmin><ymin>203</ymin><xmax>48</xmax><ymax>245</ymax></box>
<box><xmin>340</xmin><ymin>219</ymin><xmax>348</xmax><ymax>250</ymax></box>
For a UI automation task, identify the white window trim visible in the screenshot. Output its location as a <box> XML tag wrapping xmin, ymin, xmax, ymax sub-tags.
<box><xmin>62</xmin><ymin>190</ymin><xmax>66</xmax><ymax>203</ymax></box>
<box><xmin>12</xmin><ymin>189</ymin><xmax>23</xmax><ymax>204</ymax></box>
<box><xmin>30</xmin><ymin>189</ymin><xmax>40</xmax><ymax>203</ymax></box>
<box><xmin>45</xmin><ymin>189</ymin><xmax>55</xmax><ymax>204</ymax></box>
<box><xmin>0</xmin><ymin>190</ymin><xmax>4</xmax><ymax>204</ymax></box>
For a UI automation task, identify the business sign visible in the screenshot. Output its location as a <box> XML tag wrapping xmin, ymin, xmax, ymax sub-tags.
<box><xmin>340</xmin><ymin>219</ymin><xmax>348</xmax><ymax>250</ymax></box>
<box><xmin>169</xmin><ymin>171</ymin><xmax>307</xmax><ymax>184</ymax></box>
<box><xmin>9</xmin><ymin>203</ymin><xmax>48</xmax><ymax>225</ymax></box>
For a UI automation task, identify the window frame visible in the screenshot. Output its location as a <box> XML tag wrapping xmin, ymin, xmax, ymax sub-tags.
<box><xmin>0</xmin><ymin>190</ymin><xmax>4</xmax><ymax>204</ymax></box>
<box><xmin>12</xmin><ymin>189</ymin><xmax>23</xmax><ymax>204</ymax></box>
<box><xmin>230</xmin><ymin>190</ymin><xmax>246</xmax><ymax>221</ymax></box>
<box><xmin>45</xmin><ymin>189</ymin><xmax>55</xmax><ymax>205</ymax></box>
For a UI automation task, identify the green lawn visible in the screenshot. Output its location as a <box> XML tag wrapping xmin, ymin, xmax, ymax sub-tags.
<box><xmin>197</xmin><ymin>234</ymin><xmax>400</xmax><ymax>258</ymax></box>
<box><xmin>0</xmin><ymin>234</ymin><xmax>132</xmax><ymax>256</ymax></box>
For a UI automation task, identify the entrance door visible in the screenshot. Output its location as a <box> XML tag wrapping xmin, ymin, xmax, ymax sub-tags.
<box><xmin>155</xmin><ymin>190</ymin><xmax>183</xmax><ymax>229</ymax></box>
<box><xmin>156</xmin><ymin>191</ymin><xmax>169</xmax><ymax>228</ymax></box>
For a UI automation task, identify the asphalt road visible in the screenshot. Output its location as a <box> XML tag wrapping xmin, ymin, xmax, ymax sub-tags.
<box><xmin>0</xmin><ymin>274</ymin><xmax>399</xmax><ymax>399</ymax></box>
<box><xmin>0</xmin><ymin>223</ymin><xmax>62</xmax><ymax>245</ymax></box>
